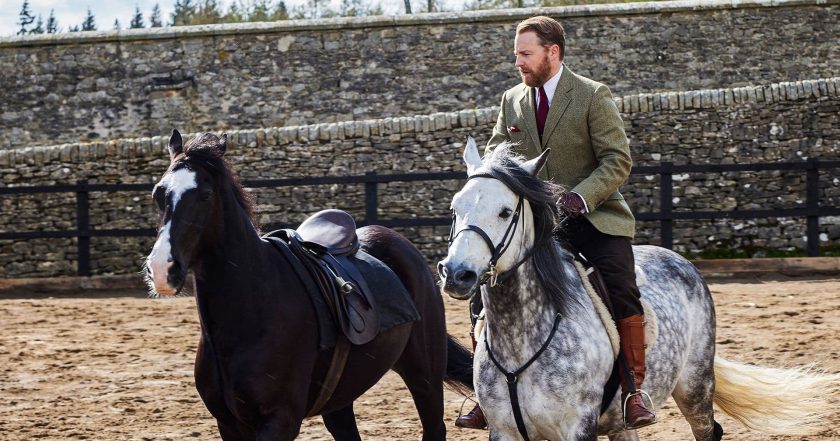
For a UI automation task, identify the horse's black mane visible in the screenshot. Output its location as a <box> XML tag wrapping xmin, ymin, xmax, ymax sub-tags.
<box><xmin>174</xmin><ymin>132</ymin><xmax>258</xmax><ymax>230</ymax></box>
<box><xmin>480</xmin><ymin>143</ymin><xmax>578</xmax><ymax>314</ymax></box>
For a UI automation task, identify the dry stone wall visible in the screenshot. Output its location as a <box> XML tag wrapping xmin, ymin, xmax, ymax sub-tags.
<box><xmin>1</xmin><ymin>77</ymin><xmax>838</xmax><ymax>277</ymax></box>
<box><xmin>1</xmin><ymin>0</ymin><xmax>837</xmax><ymax>149</ymax></box>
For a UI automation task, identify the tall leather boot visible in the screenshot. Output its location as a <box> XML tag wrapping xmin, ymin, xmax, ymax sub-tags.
<box><xmin>617</xmin><ymin>314</ymin><xmax>657</xmax><ymax>429</ymax></box>
<box><xmin>455</xmin><ymin>331</ymin><xmax>487</xmax><ymax>430</ymax></box>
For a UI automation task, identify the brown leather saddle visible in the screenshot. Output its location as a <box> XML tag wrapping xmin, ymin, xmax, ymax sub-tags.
<box><xmin>266</xmin><ymin>209</ymin><xmax>379</xmax><ymax>346</ymax></box>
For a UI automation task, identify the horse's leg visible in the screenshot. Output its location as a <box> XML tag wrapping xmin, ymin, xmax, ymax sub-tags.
<box><xmin>392</xmin><ymin>328</ymin><xmax>447</xmax><ymax>441</ymax></box>
<box><xmin>392</xmin><ymin>359</ymin><xmax>446</xmax><ymax>441</ymax></box>
<box><xmin>322</xmin><ymin>403</ymin><xmax>362</xmax><ymax>441</ymax></box>
<box><xmin>254</xmin><ymin>413</ymin><xmax>303</xmax><ymax>441</ymax></box>
<box><xmin>671</xmin><ymin>361</ymin><xmax>720</xmax><ymax>441</ymax></box>
<box><xmin>608</xmin><ymin>430</ymin><xmax>640</xmax><ymax>441</ymax></box>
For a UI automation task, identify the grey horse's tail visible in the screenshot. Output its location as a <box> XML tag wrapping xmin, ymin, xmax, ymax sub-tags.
<box><xmin>713</xmin><ymin>356</ymin><xmax>840</xmax><ymax>435</ymax></box>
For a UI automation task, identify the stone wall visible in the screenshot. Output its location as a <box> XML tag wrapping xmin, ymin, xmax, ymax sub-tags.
<box><xmin>1</xmin><ymin>0</ymin><xmax>837</xmax><ymax>149</ymax></box>
<box><xmin>1</xmin><ymin>77</ymin><xmax>838</xmax><ymax>277</ymax></box>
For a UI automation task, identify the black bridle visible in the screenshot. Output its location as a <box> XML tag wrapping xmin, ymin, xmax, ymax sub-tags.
<box><xmin>448</xmin><ymin>171</ymin><xmax>559</xmax><ymax>441</ymax></box>
<box><xmin>447</xmin><ymin>172</ymin><xmax>531</xmax><ymax>287</ymax></box>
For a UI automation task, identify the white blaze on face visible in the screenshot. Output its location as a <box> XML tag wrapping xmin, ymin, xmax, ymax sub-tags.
<box><xmin>147</xmin><ymin>168</ymin><xmax>197</xmax><ymax>295</ymax></box>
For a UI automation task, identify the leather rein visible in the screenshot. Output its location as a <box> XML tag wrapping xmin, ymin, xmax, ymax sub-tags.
<box><xmin>448</xmin><ymin>172</ymin><xmax>560</xmax><ymax>441</ymax></box>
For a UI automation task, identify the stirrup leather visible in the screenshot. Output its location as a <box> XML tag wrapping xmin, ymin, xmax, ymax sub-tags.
<box><xmin>622</xmin><ymin>389</ymin><xmax>656</xmax><ymax>429</ymax></box>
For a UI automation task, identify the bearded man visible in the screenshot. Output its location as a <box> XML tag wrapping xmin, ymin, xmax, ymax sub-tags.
<box><xmin>455</xmin><ymin>15</ymin><xmax>656</xmax><ymax>432</ymax></box>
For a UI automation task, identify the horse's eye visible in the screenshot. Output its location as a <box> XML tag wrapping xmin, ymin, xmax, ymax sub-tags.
<box><xmin>500</xmin><ymin>208</ymin><xmax>513</xmax><ymax>219</ymax></box>
<box><xmin>152</xmin><ymin>186</ymin><xmax>165</xmax><ymax>210</ymax></box>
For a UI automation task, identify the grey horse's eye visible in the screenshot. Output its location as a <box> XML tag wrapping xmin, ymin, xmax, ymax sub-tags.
<box><xmin>499</xmin><ymin>207</ymin><xmax>513</xmax><ymax>219</ymax></box>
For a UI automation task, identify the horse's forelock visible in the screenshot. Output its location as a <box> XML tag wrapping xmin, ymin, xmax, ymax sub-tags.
<box><xmin>171</xmin><ymin>132</ymin><xmax>258</xmax><ymax>231</ymax></box>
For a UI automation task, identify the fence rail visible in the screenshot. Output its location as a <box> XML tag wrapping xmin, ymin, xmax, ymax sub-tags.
<box><xmin>2</xmin><ymin>160</ymin><xmax>839</xmax><ymax>276</ymax></box>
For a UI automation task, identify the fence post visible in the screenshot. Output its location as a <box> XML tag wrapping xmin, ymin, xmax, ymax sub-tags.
<box><xmin>805</xmin><ymin>159</ymin><xmax>820</xmax><ymax>257</ymax></box>
<box><xmin>76</xmin><ymin>180</ymin><xmax>91</xmax><ymax>276</ymax></box>
<box><xmin>364</xmin><ymin>171</ymin><xmax>378</xmax><ymax>227</ymax></box>
<box><xmin>660</xmin><ymin>162</ymin><xmax>673</xmax><ymax>250</ymax></box>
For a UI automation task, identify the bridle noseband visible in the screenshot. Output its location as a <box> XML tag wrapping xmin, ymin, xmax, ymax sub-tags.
<box><xmin>447</xmin><ymin>172</ymin><xmax>530</xmax><ymax>287</ymax></box>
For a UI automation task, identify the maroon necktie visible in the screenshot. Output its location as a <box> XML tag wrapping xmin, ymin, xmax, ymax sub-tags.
<box><xmin>536</xmin><ymin>86</ymin><xmax>549</xmax><ymax>138</ymax></box>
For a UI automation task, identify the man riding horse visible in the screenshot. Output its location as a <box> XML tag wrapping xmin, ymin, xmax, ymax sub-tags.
<box><xmin>456</xmin><ymin>15</ymin><xmax>656</xmax><ymax>431</ymax></box>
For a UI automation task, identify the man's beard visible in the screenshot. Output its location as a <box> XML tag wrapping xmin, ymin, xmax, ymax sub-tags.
<box><xmin>520</xmin><ymin>55</ymin><xmax>552</xmax><ymax>88</ymax></box>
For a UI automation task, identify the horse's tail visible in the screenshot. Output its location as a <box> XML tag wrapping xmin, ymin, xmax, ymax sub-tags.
<box><xmin>444</xmin><ymin>335</ymin><xmax>474</xmax><ymax>395</ymax></box>
<box><xmin>713</xmin><ymin>355</ymin><xmax>840</xmax><ymax>435</ymax></box>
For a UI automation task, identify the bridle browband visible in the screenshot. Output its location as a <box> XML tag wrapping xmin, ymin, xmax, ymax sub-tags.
<box><xmin>448</xmin><ymin>172</ymin><xmax>533</xmax><ymax>287</ymax></box>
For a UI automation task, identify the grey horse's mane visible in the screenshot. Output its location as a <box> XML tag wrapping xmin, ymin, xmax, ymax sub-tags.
<box><xmin>479</xmin><ymin>143</ymin><xmax>580</xmax><ymax>316</ymax></box>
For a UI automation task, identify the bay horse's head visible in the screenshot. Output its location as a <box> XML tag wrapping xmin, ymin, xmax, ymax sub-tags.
<box><xmin>438</xmin><ymin>137</ymin><xmax>560</xmax><ymax>300</ymax></box>
<box><xmin>145</xmin><ymin>129</ymin><xmax>253</xmax><ymax>296</ymax></box>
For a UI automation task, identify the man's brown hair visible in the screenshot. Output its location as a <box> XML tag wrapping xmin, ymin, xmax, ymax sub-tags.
<box><xmin>516</xmin><ymin>16</ymin><xmax>566</xmax><ymax>60</ymax></box>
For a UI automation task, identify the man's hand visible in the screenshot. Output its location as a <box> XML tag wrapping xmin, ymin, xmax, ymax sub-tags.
<box><xmin>557</xmin><ymin>192</ymin><xmax>587</xmax><ymax>217</ymax></box>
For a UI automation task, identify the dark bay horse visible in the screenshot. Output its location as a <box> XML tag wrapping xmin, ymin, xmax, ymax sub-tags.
<box><xmin>144</xmin><ymin>130</ymin><xmax>472</xmax><ymax>440</ymax></box>
<box><xmin>439</xmin><ymin>138</ymin><xmax>839</xmax><ymax>441</ymax></box>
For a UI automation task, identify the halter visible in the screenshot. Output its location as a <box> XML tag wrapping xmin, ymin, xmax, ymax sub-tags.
<box><xmin>447</xmin><ymin>172</ymin><xmax>530</xmax><ymax>287</ymax></box>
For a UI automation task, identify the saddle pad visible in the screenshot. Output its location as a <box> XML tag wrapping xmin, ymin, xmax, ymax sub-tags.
<box><xmin>267</xmin><ymin>235</ymin><xmax>420</xmax><ymax>350</ymax></box>
<box><xmin>572</xmin><ymin>261</ymin><xmax>658</xmax><ymax>359</ymax></box>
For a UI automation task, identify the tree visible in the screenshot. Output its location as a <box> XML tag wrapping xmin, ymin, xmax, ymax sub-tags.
<box><xmin>113</xmin><ymin>19</ymin><xmax>121</xmax><ymax>30</ymax></box>
<box><xmin>81</xmin><ymin>8</ymin><xmax>97</xmax><ymax>31</ymax></box>
<box><xmin>30</xmin><ymin>15</ymin><xmax>44</xmax><ymax>34</ymax></box>
<box><xmin>271</xmin><ymin>1</ymin><xmax>289</xmax><ymax>20</ymax></box>
<box><xmin>404</xmin><ymin>0</ymin><xmax>412</xmax><ymax>13</ymax></box>
<box><xmin>17</xmin><ymin>0</ymin><xmax>36</xmax><ymax>35</ymax></box>
<box><xmin>193</xmin><ymin>0</ymin><xmax>224</xmax><ymax>24</ymax></box>
<box><xmin>130</xmin><ymin>6</ymin><xmax>145</xmax><ymax>28</ymax></box>
<box><xmin>46</xmin><ymin>10</ymin><xmax>59</xmax><ymax>33</ymax></box>
<box><xmin>150</xmin><ymin>3</ymin><xmax>163</xmax><ymax>27</ymax></box>
<box><xmin>68</xmin><ymin>25</ymin><xmax>80</xmax><ymax>32</ymax></box>
<box><xmin>171</xmin><ymin>0</ymin><xmax>197</xmax><ymax>26</ymax></box>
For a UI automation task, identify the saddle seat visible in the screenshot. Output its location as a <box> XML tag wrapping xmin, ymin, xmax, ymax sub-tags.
<box><xmin>296</xmin><ymin>209</ymin><xmax>359</xmax><ymax>256</ymax></box>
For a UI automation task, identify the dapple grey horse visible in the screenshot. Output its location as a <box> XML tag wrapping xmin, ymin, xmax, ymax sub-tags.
<box><xmin>438</xmin><ymin>138</ymin><xmax>838</xmax><ymax>441</ymax></box>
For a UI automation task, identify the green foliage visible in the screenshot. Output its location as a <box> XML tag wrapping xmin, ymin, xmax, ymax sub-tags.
<box><xmin>17</xmin><ymin>0</ymin><xmax>35</xmax><ymax>35</ymax></box>
<box><xmin>130</xmin><ymin>6</ymin><xmax>145</xmax><ymax>28</ymax></box>
<box><xmin>683</xmin><ymin>245</ymin><xmax>840</xmax><ymax>260</ymax></box>
<box><xmin>46</xmin><ymin>10</ymin><xmax>59</xmax><ymax>33</ymax></box>
<box><xmin>150</xmin><ymin>4</ymin><xmax>163</xmax><ymax>27</ymax></box>
<box><xmin>81</xmin><ymin>8</ymin><xmax>97</xmax><ymax>31</ymax></box>
<box><xmin>30</xmin><ymin>15</ymin><xmax>44</xmax><ymax>34</ymax></box>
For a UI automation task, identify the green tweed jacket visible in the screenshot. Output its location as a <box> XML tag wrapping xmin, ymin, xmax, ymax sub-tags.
<box><xmin>486</xmin><ymin>66</ymin><xmax>635</xmax><ymax>238</ymax></box>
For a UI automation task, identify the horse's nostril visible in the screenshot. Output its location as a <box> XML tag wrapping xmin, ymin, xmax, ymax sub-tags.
<box><xmin>437</xmin><ymin>262</ymin><xmax>447</xmax><ymax>278</ymax></box>
<box><xmin>454</xmin><ymin>269</ymin><xmax>477</xmax><ymax>286</ymax></box>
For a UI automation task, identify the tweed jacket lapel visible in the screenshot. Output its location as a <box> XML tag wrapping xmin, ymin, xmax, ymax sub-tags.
<box><xmin>514</xmin><ymin>87</ymin><xmax>542</xmax><ymax>152</ymax></box>
<box><xmin>541</xmin><ymin>67</ymin><xmax>574</xmax><ymax>148</ymax></box>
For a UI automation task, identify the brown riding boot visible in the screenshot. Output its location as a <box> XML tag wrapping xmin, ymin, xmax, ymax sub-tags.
<box><xmin>455</xmin><ymin>403</ymin><xmax>487</xmax><ymax>429</ymax></box>
<box><xmin>455</xmin><ymin>330</ymin><xmax>488</xmax><ymax>430</ymax></box>
<box><xmin>617</xmin><ymin>314</ymin><xmax>657</xmax><ymax>430</ymax></box>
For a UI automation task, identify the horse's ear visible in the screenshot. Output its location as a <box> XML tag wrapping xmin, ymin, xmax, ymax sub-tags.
<box><xmin>169</xmin><ymin>129</ymin><xmax>183</xmax><ymax>159</ymax></box>
<box><xmin>219</xmin><ymin>133</ymin><xmax>227</xmax><ymax>155</ymax></box>
<box><xmin>463</xmin><ymin>136</ymin><xmax>483</xmax><ymax>175</ymax></box>
<box><xmin>521</xmin><ymin>148</ymin><xmax>551</xmax><ymax>176</ymax></box>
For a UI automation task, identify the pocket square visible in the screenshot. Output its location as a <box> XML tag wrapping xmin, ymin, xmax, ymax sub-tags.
<box><xmin>508</xmin><ymin>126</ymin><xmax>521</xmax><ymax>133</ymax></box>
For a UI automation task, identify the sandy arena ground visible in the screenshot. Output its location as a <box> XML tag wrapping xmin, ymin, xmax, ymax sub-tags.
<box><xmin>1</xmin><ymin>275</ymin><xmax>838</xmax><ymax>440</ymax></box>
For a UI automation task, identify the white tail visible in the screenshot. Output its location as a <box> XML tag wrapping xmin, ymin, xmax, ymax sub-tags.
<box><xmin>713</xmin><ymin>356</ymin><xmax>840</xmax><ymax>435</ymax></box>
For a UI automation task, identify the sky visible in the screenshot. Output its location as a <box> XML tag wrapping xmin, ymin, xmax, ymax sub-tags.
<box><xmin>0</xmin><ymin>0</ymin><xmax>465</xmax><ymax>37</ymax></box>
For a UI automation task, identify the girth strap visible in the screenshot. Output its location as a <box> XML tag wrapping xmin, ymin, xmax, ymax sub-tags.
<box><xmin>485</xmin><ymin>313</ymin><xmax>561</xmax><ymax>441</ymax></box>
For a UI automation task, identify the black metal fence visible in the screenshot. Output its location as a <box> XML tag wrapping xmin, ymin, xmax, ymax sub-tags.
<box><xmin>2</xmin><ymin>160</ymin><xmax>839</xmax><ymax>276</ymax></box>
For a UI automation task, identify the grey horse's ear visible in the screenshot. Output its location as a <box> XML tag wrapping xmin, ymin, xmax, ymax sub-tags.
<box><xmin>219</xmin><ymin>133</ymin><xmax>227</xmax><ymax>155</ymax></box>
<box><xmin>463</xmin><ymin>136</ymin><xmax>483</xmax><ymax>175</ymax></box>
<box><xmin>169</xmin><ymin>129</ymin><xmax>183</xmax><ymax>159</ymax></box>
<box><xmin>521</xmin><ymin>148</ymin><xmax>551</xmax><ymax>176</ymax></box>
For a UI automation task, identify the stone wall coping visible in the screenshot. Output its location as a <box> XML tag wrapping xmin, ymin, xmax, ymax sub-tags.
<box><xmin>1</xmin><ymin>0</ymin><xmax>834</xmax><ymax>48</ymax></box>
<box><xmin>0</xmin><ymin>76</ymin><xmax>837</xmax><ymax>166</ymax></box>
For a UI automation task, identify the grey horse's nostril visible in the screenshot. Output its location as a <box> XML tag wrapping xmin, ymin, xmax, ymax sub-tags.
<box><xmin>437</xmin><ymin>262</ymin><xmax>448</xmax><ymax>278</ymax></box>
<box><xmin>454</xmin><ymin>269</ymin><xmax>477</xmax><ymax>286</ymax></box>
